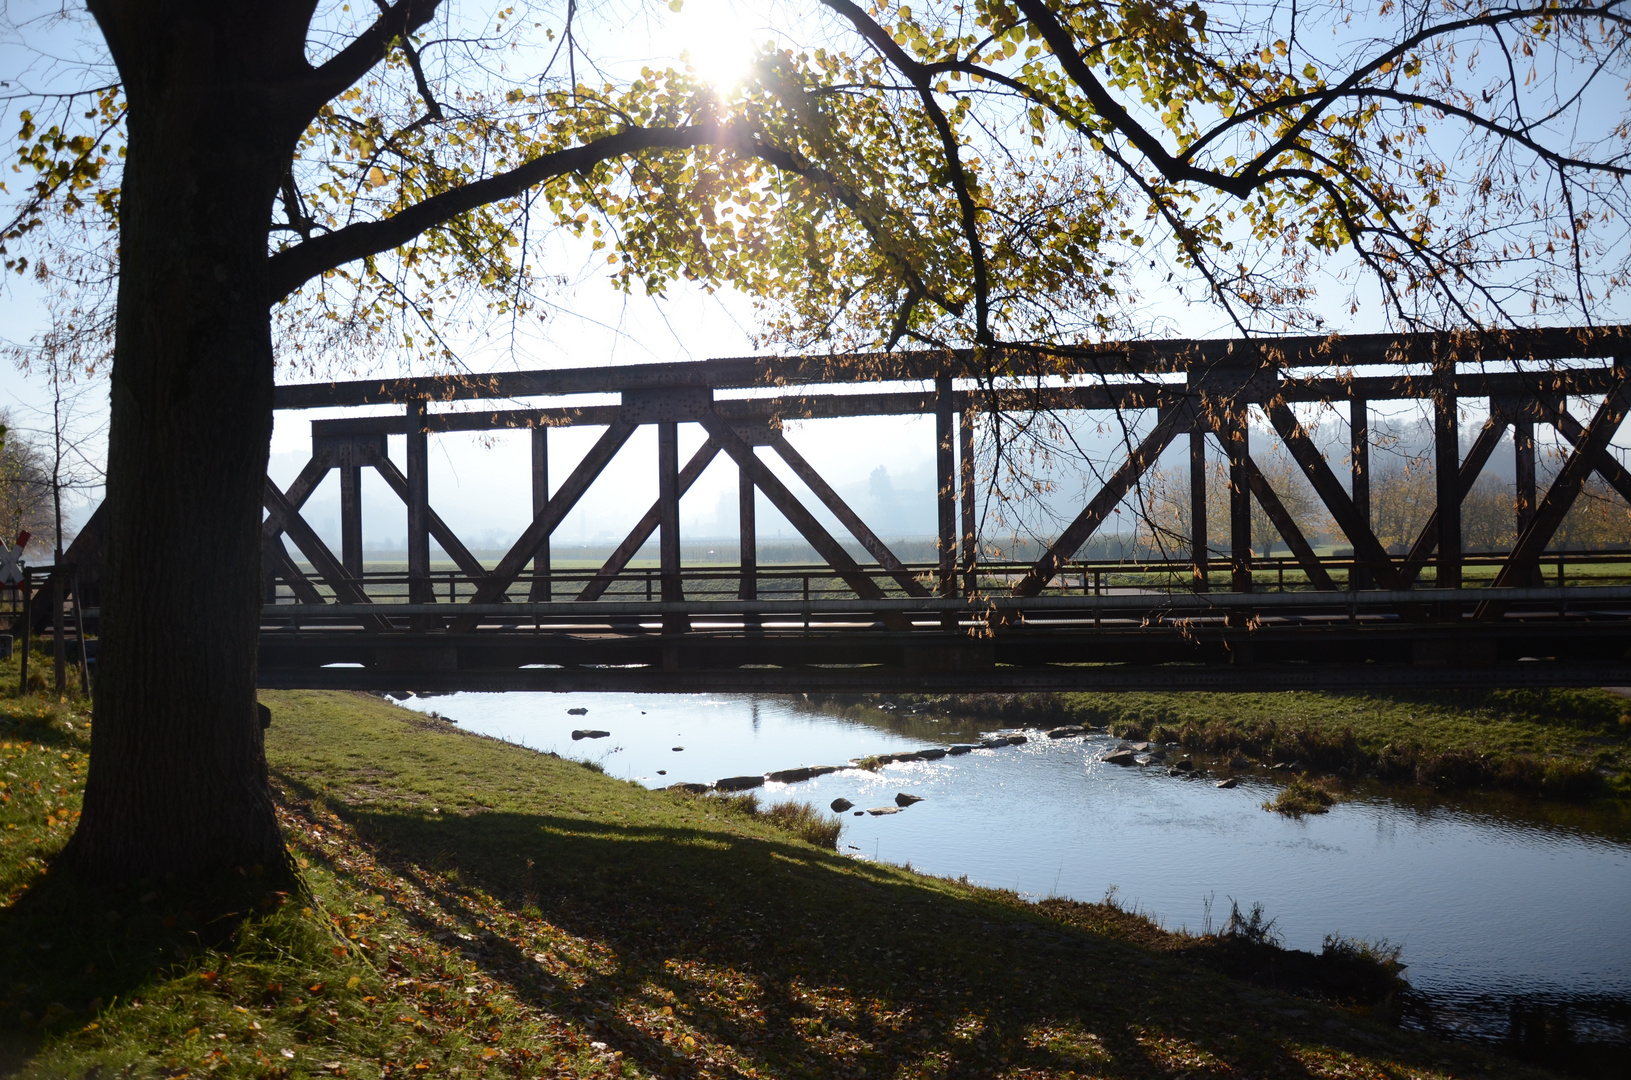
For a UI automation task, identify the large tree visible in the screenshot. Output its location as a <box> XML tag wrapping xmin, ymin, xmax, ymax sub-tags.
<box><xmin>3</xmin><ymin>0</ymin><xmax>1626</xmax><ymax>881</ymax></box>
<box><xmin>15</xmin><ymin>1</ymin><xmax>787</xmax><ymax>881</ymax></box>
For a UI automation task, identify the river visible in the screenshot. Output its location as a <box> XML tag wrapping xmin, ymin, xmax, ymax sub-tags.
<box><xmin>393</xmin><ymin>689</ymin><xmax>1631</xmax><ymax>1057</ymax></box>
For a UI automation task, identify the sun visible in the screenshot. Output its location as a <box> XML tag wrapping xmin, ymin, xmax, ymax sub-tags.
<box><xmin>672</xmin><ymin>0</ymin><xmax>764</xmax><ymax>90</ymax></box>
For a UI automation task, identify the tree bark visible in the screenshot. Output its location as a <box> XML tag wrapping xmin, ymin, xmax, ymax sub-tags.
<box><xmin>62</xmin><ymin>3</ymin><xmax>310</xmax><ymax>880</ymax></box>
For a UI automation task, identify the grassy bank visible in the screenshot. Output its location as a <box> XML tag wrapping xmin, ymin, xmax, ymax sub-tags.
<box><xmin>830</xmin><ymin>688</ymin><xmax>1631</xmax><ymax>800</ymax></box>
<box><xmin>0</xmin><ymin>658</ymin><xmax>1576</xmax><ymax>1078</ymax></box>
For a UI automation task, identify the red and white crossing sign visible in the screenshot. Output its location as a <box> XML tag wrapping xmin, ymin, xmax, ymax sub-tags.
<box><xmin>0</xmin><ymin>531</ymin><xmax>29</xmax><ymax>587</ymax></box>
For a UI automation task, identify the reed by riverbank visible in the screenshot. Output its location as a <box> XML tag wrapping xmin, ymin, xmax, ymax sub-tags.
<box><xmin>820</xmin><ymin>688</ymin><xmax>1631</xmax><ymax>800</ymax></box>
<box><xmin>0</xmin><ymin>663</ymin><xmax>1569</xmax><ymax>1079</ymax></box>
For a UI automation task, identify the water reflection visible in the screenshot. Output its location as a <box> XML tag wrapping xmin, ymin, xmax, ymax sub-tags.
<box><xmin>399</xmin><ymin>690</ymin><xmax>1631</xmax><ymax>1053</ymax></box>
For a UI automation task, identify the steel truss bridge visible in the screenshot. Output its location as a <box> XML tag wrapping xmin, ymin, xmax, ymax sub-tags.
<box><xmin>254</xmin><ymin>327</ymin><xmax>1631</xmax><ymax>693</ymax></box>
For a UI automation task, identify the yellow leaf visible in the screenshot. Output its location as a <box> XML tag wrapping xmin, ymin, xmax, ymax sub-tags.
<box><xmin>346</xmin><ymin>976</ymin><xmax>361</xmax><ymax>989</ymax></box>
<box><xmin>368</xmin><ymin>166</ymin><xmax>387</xmax><ymax>188</ymax></box>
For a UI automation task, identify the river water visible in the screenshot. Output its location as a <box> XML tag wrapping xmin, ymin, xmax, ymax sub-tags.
<box><xmin>395</xmin><ymin>690</ymin><xmax>1631</xmax><ymax>1053</ymax></box>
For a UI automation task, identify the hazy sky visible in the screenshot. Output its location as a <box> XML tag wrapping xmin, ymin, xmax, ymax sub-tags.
<box><xmin>3</xmin><ymin>0</ymin><xmax>1627</xmax><ymax>558</ymax></box>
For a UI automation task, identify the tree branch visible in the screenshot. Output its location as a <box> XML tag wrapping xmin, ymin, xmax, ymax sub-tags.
<box><xmin>821</xmin><ymin>0</ymin><xmax>993</xmax><ymax>344</ymax></box>
<box><xmin>294</xmin><ymin>0</ymin><xmax>445</xmax><ymax>120</ymax></box>
<box><xmin>268</xmin><ymin>122</ymin><xmax>754</xmax><ymax>302</ymax></box>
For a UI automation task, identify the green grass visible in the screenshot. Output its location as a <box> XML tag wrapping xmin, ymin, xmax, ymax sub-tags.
<box><xmin>884</xmin><ymin>687</ymin><xmax>1631</xmax><ymax>799</ymax></box>
<box><xmin>0</xmin><ymin>650</ymin><xmax>1572</xmax><ymax>1078</ymax></box>
<box><xmin>1264</xmin><ymin>776</ymin><xmax>1339</xmax><ymax>817</ymax></box>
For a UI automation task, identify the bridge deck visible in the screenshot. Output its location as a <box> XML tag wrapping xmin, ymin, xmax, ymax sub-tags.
<box><xmin>255</xmin><ymin>573</ymin><xmax>1631</xmax><ymax>692</ymax></box>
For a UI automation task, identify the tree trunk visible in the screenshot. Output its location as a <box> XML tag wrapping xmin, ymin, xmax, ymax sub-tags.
<box><xmin>62</xmin><ymin>5</ymin><xmax>307</xmax><ymax>881</ymax></box>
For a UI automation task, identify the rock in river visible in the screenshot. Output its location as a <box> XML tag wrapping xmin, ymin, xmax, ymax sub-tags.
<box><xmin>1170</xmin><ymin>758</ymin><xmax>1195</xmax><ymax>771</ymax></box>
<box><xmin>894</xmin><ymin>793</ymin><xmax>924</xmax><ymax>807</ymax></box>
<box><xmin>947</xmin><ymin>745</ymin><xmax>978</xmax><ymax>755</ymax></box>
<box><xmin>1104</xmin><ymin>749</ymin><xmax>1137</xmax><ymax>766</ymax></box>
<box><xmin>1047</xmin><ymin>725</ymin><xmax>1085</xmax><ymax>739</ymax></box>
<box><xmin>767</xmin><ymin>767</ymin><xmax>815</xmax><ymax>783</ymax></box>
<box><xmin>715</xmin><ymin>775</ymin><xmax>765</xmax><ymax>792</ymax></box>
<box><xmin>830</xmin><ymin>798</ymin><xmax>855</xmax><ymax>812</ymax></box>
<box><xmin>867</xmin><ymin>807</ymin><xmax>902</xmax><ymax>816</ymax></box>
<box><xmin>567</xmin><ymin>707</ymin><xmax>589</xmax><ymax>716</ymax></box>
<box><xmin>1215</xmin><ymin>777</ymin><xmax>1239</xmax><ymax>789</ymax></box>
<box><xmin>571</xmin><ymin>729</ymin><xmax>610</xmax><ymax>740</ymax></box>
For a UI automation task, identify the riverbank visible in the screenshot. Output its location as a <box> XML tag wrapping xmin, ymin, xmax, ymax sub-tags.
<box><xmin>0</xmin><ymin>670</ymin><xmax>1569</xmax><ymax>1078</ymax></box>
<box><xmin>811</xmin><ymin>688</ymin><xmax>1631</xmax><ymax>800</ymax></box>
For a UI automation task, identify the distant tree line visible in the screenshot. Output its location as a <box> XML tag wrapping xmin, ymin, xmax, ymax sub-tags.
<box><xmin>1142</xmin><ymin>417</ymin><xmax>1630</xmax><ymax>559</ymax></box>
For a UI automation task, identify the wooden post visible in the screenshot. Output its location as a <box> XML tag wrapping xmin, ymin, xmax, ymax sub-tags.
<box><xmin>960</xmin><ymin>405</ymin><xmax>976</xmax><ymax>596</ymax></box>
<box><xmin>658</xmin><ymin>421</ymin><xmax>682</xmax><ymax>604</ymax></box>
<box><xmin>339</xmin><ymin>454</ymin><xmax>363</xmax><ymax>579</ymax></box>
<box><xmin>1189</xmin><ymin>427</ymin><xmax>1208</xmax><ymax>592</ymax></box>
<box><xmin>1433</xmin><ymin>358</ymin><xmax>1461</xmax><ymax>591</ymax></box>
<box><xmin>529</xmin><ymin>425</ymin><xmax>550</xmax><ymax>602</ymax></box>
<box><xmin>71</xmin><ymin>569</ymin><xmax>90</xmax><ymax>698</ymax></box>
<box><xmin>52</xmin><ymin>569</ymin><xmax>66</xmax><ymax>693</ymax></box>
<box><xmin>1350</xmin><ymin>396</ymin><xmax>1369</xmax><ymax>589</ymax></box>
<box><xmin>738</xmin><ymin>458</ymin><xmax>757</xmax><ymax>601</ymax></box>
<box><xmin>936</xmin><ymin>375</ymin><xmax>956</xmax><ymax>598</ymax></box>
<box><xmin>17</xmin><ymin>568</ymin><xmax>30</xmax><ymax>695</ymax></box>
<box><xmin>406</xmin><ymin>399</ymin><xmax>432</xmax><ymax>609</ymax></box>
<box><xmin>1227</xmin><ymin>407</ymin><xmax>1252</xmax><ymax>593</ymax></box>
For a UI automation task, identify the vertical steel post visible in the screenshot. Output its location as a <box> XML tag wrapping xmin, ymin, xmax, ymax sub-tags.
<box><xmin>1350</xmin><ymin>396</ymin><xmax>1369</xmax><ymax>589</ymax></box>
<box><xmin>530</xmin><ymin>425</ymin><xmax>551</xmax><ymax>602</ymax></box>
<box><xmin>658</xmin><ymin>421</ymin><xmax>682</xmax><ymax>604</ymax></box>
<box><xmin>1513</xmin><ymin>413</ymin><xmax>1536</xmax><ymax>539</ymax></box>
<box><xmin>1433</xmin><ymin>357</ymin><xmax>1461</xmax><ymax>591</ymax></box>
<box><xmin>406</xmin><ymin>399</ymin><xmax>432</xmax><ymax>609</ymax></box>
<box><xmin>1189</xmin><ymin>427</ymin><xmax>1209</xmax><ymax>592</ymax></box>
<box><xmin>936</xmin><ymin>375</ymin><xmax>956</xmax><ymax>597</ymax></box>
<box><xmin>959</xmin><ymin>405</ymin><xmax>976</xmax><ymax>596</ymax></box>
<box><xmin>1513</xmin><ymin>409</ymin><xmax>1538</xmax><ymax>587</ymax></box>
<box><xmin>738</xmin><ymin>459</ymin><xmax>757</xmax><ymax>601</ymax></box>
<box><xmin>1227</xmin><ymin>407</ymin><xmax>1252</xmax><ymax>593</ymax></box>
<box><xmin>339</xmin><ymin>452</ymin><xmax>363</xmax><ymax>579</ymax></box>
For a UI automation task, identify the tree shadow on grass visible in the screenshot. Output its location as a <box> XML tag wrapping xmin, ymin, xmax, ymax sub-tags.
<box><xmin>334</xmin><ymin>799</ymin><xmax>1460</xmax><ymax>1080</ymax></box>
<box><xmin>0</xmin><ymin>863</ymin><xmax>291</xmax><ymax>1071</ymax></box>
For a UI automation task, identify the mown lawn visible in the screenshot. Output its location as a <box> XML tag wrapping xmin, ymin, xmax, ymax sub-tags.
<box><xmin>0</xmin><ymin>654</ymin><xmax>1565</xmax><ymax>1078</ymax></box>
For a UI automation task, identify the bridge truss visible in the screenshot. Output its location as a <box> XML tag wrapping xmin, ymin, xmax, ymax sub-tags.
<box><xmin>258</xmin><ymin>328</ymin><xmax>1631</xmax><ymax>692</ymax></box>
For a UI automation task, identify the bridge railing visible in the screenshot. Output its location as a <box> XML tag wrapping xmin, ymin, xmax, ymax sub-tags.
<box><xmin>258</xmin><ymin>550</ymin><xmax>1631</xmax><ymax>633</ymax></box>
